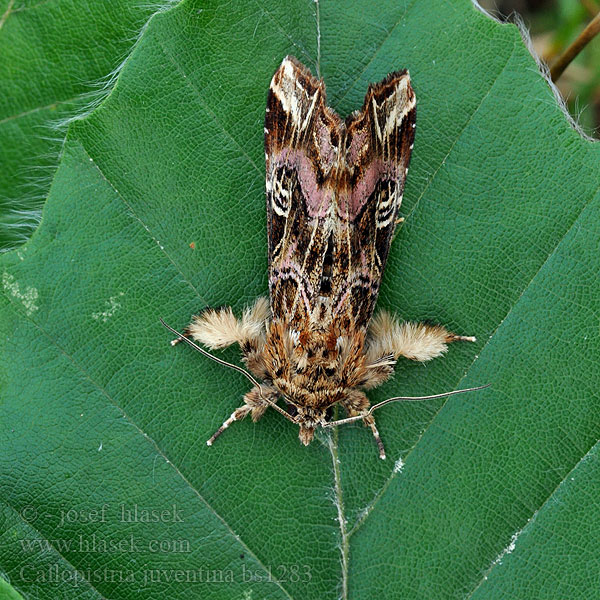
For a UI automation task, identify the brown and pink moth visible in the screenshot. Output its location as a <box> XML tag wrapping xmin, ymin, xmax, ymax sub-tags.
<box><xmin>162</xmin><ymin>56</ymin><xmax>484</xmax><ymax>459</ymax></box>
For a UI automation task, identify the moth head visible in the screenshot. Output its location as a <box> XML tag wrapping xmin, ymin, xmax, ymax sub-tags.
<box><xmin>281</xmin><ymin>397</ymin><xmax>329</xmax><ymax>445</ymax></box>
<box><xmin>298</xmin><ymin>425</ymin><xmax>316</xmax><ymax>446</ymax></box>
<box><xmin>293</xmin><ymin>405</ymin><xmax>328</xmax><ymax>445</ymax></box>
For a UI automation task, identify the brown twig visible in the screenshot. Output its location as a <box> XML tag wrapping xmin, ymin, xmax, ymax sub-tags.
<box><xmin>551</xmin><ymin>11</ymin><xmax>600</xmax><ymax>82</ymax></box>
<box><xmin>581</xmin><ymin>0</ymin><xmax>599</xmax><ymax>19</ymax></box>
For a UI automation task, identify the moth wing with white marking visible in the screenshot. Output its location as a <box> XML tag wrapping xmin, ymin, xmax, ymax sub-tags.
<box><xmin>265</xmin><ymin>56</ymin><xmax>342</xmax><ymax>328</ymax></box>
<box><xmin>331</xmin><ymin>71</ymin><xmax>416</xmax><ymax>331</ymax></box>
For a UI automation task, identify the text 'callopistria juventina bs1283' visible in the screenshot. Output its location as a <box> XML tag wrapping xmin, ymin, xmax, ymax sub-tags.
<box><xmin>162</xmin><ymin>56</ymin><xmax>486</xmax><ymax>459</ymax></box>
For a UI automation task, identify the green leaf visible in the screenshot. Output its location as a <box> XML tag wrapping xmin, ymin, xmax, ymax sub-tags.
<box><xmin>0</xmin><ymin>0</ymin><xmax>172</xmax><ymax>251</ymax></box>
<box><xmin>1</xmin><ymin>0</ymin><xmax>599</xmax><ymax>598</ymax></box>
<box><xmin>0</xmin><ymin>575</ymin><xmax>25</xmax><ymax>600</ymax></box>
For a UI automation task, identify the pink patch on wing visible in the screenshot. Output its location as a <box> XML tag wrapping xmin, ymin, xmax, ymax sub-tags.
<box><xmin>275</xmin><ymin>149</ymin><xmax>332</xmax><ymax>218</ymax></box>
<box><xmin>347</xmin><ymin>129</ymin><xmax>367</xmax><ymax>164</ymax></box>
<box><xmin>338</xmin><ymin>160</ymin><xmax>399</xmax><ymax>221</ymax></box>
<box><xmin>317</xmin><ymin>121</ymin><xmax>336</xmax><ymax>167</ymax></box>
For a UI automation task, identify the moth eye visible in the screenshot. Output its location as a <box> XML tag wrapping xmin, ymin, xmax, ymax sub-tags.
<box><xmin>285</xmin><ymin>403</ymin><xmax>298</xmax><ymax>417</ymax></box>
<box><xmin>324</xmin><ymin>367</ymin><xmax>336</xmax><ymax>377</ymax></box>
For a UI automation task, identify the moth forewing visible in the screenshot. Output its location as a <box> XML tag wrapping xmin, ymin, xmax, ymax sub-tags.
<box><xmin>168</xmin><ymin>56</ymin><xmax>477</xmax><ymax>459</ymax></box>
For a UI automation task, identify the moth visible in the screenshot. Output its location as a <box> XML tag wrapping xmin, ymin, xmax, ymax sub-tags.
<box><xmin>163</xmin><ymin>56</ymin><xmax>483</xmax><ymax>459</ymax></box>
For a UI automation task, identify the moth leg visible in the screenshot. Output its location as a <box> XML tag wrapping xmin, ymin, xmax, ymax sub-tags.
<box><xmin>174</xmin><ymin>296</ymin><xmax>269</xmax><ymax>349</ymax></box>
<box><xmin>207</xmin><ymin>384</ymin><xmax>275</xmax><ymax>446</ymax></box>
<box><xmin>342</xmin><ymin>390</ymin><xmax>386</xmax><ymax>460</ymax></box>
<box><xmin>171</xmin><ymin>296</ymin><xmax>270</xmax><ymax>376</ymax></box>
<box><xmin>169</xmin><ymin>326</ymin><xmax>193</xmax><ymax>346</ymax></box>
<box><xmin>362</xmin><ymin>415</ymin><xmax>385</xmax><ymax>460</ymax></box>
<box><xmin>207</xmin><ymin>404</ymin><xmax>251</xmax><ymax>446</ymax></box>
<box><xmin>366</xmin><ymin>309</ymin><xmax>475</xmax><ymax>364</ymax></box>
<box><xmin>391</xmin><ymin>216</ymin><xmax>405</xmax><ymax>243</ymax></box>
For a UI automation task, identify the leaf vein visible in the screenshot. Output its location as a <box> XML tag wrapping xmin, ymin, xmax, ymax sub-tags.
<box><xmin>0</xmin><ymin>96</ymin><xmax>83</xmax><ymax>126</ymax></box>
<box><xmin>331</xmin><ymin>0</ymin><xmax>416</xmax><ymax>109</ymax></box>
<box><xmin>77</xmin><ymin>141</ymin><xmax>208</xmax><ymax>306</ymax></box>
<box><xmin>158</xmin><ymin>39</ymin><xmax>262</xmax><ymax>176</ymax></box>
<box><xmin>1</xmin><ymin>293</ymin><xmax>296</xmax><ymax>600</ymax></box>
<box><xmin>349</xmin><ymin>176</ymin><xmax>600</xmax><ymax>539</ymax></box>
<box><xmin>252</xmin><ymin>0</ymin><xmax>316</xmax><ymax>70</ymax></box>
<box><xmin>1</xmin><ymin>492</ymin><xmax>112</xmax><ymax>598</ymax></box>
<box><xmin>464</xmin><ymin>435</ymin><xmax>600</xmax><ymax>598</ymax></box>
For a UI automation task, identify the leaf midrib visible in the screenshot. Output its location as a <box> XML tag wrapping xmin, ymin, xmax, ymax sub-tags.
<box><xmin>82</xmin><ymin>7</ymin><xmax>587</xmax><ymax>597</ymax></box>
<box><xmin>310</xmin><ymin>4</ymin><xmax>600</xmax><ymax>594</ymax></box>
<box><xmin>2</xmin><ymin>258</ymin><xmax>295</xmax><ymax>600</ymax></box>
<box><xmin>5</xmin><ymin>1</ymin><xmax>598</xmax><ymax>597</ymax></box>
<box><xmin>252</xmin><ymin>0</ymin><xmax>317</xmax><ymax>71</ymax></box>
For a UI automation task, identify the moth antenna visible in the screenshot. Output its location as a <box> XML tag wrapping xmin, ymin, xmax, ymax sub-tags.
<box><xmin>322</xmin><ymin>384</ymin><xmax>491</xmax><ymax>428</ymax></box>
<box><xmin>160</xmin><ymin>318</ymin><xmax>298</xmax><ymax>424</ymax></box>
